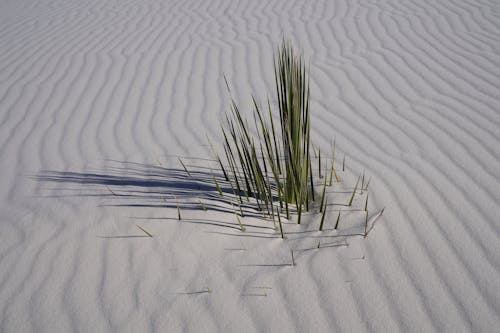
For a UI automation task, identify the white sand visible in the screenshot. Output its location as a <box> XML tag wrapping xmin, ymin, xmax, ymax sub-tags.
<box><xmin>1</xmin><ymin>0</ymin><xmax>500</xmax><ymax>331</ymax></box>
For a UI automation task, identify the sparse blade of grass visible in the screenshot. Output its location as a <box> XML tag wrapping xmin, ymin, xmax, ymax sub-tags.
<box><xmin>177</xmin><ymin>288</ymin><xmax>211</xmax><ymax>295</ymax></box>
<box><xmin>333</xmin><ymin>166</ymin><xmax>340</xmax><ymax>182</ymax></box>
<box><xmin>239</xmin><ymin>203</ymin><xmax>244</xmax><ymax>217</ymax></box>
<box><xmin>328</xmin><ymin>161</ymin><xmax>334</xmax><ymax>186</ymax></box>
<box><xmin>236</xmin><ymin>214</ymin><xmax>245</xmax><ymax>232</ymax></box>
<box><xmin>332</xmin><ymin>138</ymin><xmax>336</xmax><ymax>167</ymax></box>
<box><xmin>216</xmin><ymin>155</ymin><xmax>229</xmax><ymax>181</ymax></box>
<box><xmin>319</xmin><ymin>199</ymin><xmax>327</xmax><ymax>231</ymax></box>
<box><xmin>223</xmin><ymin>74</ymin><xmax>231</xmax><ymax>93</ymax></box>
<box><xmin>342</xmin><ymin>155</ymin><xmax>346</xmax><ymax>172</ymax></box>
<box><xmin>277</xmin><ymin>208</ymin><xmax>284</xmax><ymax>239</ymax></box>
<box><xmin>309</xmin><ymin>157</ymin><xmax>315</xmax><ymax>201</ymax></box>
<box><xmin>364</xmin><ymin>177</ymin><xmax>371</xmax><ymax>190</ymax></box>
<box><xmin>297</xmin><ymin>201</ymin><xmax>302</xmax><ymax>225</ymax></box>
<box><xmin>207</xmin><ymin>136</ymin><xmax>229</xmax><ymax>181</ymax></box>
<box><xmin>106</xmin><ymin>185</ymin><xmax>118</xmax><ymax>196</ymax></box>
<box><xmin>364</xmin><ymin>211</ymin><xmax>368</xmax><ymax>237</ymax></box>
<box><xmin>320</xmin><ymin>165</ymin><xmax>328</xmax><ymax>213</ymax></box>
<box><xmin>136</xmin><ymin>225</ymin><xmax>153</xmax><ymax>237</ymax></box>
<box><xmin>178</xmin><ymin>157</ymin><xmax>191</xmax><ymax>177</ymax></box>
<box><xmin>318</xmin><ymin>148</ymin><xmax>322</xmax><ymax>178</ymax></box>
<box><xmin>285</xmin><ymin>189</ymin><xmax>290</xmax><ymax>219</ymax></box>
<box><xmin>365</xmin><ymin>193</ymin><xmax>368</xmax><ymax>211</ymax></box>
<box><xmin>334</xmin><ymin>210</ymin><xmax>341</xmax><ymax>229</ymax></box>
<box><xmin>348</xmin><ymin>176</ymin><xmax>360</xmax><ymax>206</ymax></box>
<box><xmin>177</xmin><ymin>202</ymin><xmax>181</xmax><ymax>220</ymax></box>
<box><xmin>213</xmin><ymin>173</ymin><xmax>223</xmax><ymax>197</ymax></box>
<box><xmin>242</xmin><ymin>293</ymin><xmax>267</xmax><ymax>297</ymax></box>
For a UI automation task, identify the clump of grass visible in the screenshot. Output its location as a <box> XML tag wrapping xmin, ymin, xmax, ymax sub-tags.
<box><xmin>208</xmin><ymin>40</ymin><xmax>380</xmax><ymax>237</ymax></box>
<box><xmin>216</xmin><ymin>40</ymin><xmax>313</xmax><ymax>225</ymax></box>
<box><xmin>276</xmin><ymin>41</ymin><xmax>312</xmax><ymax>210</ymax></box>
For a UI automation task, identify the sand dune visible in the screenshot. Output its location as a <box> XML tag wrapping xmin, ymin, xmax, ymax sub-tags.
<box><xmin>1</xmin><ymin>0</ymin><xmax>500</xmax><ymax>331</ymax></box>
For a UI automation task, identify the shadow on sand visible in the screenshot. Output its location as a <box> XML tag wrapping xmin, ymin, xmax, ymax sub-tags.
<box><xmin>34</xmin><ymin>159</ymin><xmax>267</xmax><ymax>218</ymax></box>
<box><xmin>34</xmin><ymin>159</ymin><xmax>383</xmax><ymax>239</ymax></box>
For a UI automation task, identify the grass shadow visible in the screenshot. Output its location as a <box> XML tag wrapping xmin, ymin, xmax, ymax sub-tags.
<box><xmin>34</xmin><ymin>160</ymin><xmax>266</xmax><ymax>217</ymax></box>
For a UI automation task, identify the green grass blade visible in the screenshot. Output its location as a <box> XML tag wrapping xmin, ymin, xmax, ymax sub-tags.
<box><xmin>178</xmin><ymin>157</ymin><xmax>191</xmax><ymax>177</ymax></box>
<box><xmin>277</xmin><ymin>208</ymin><xmax>284</xmax><ymax>239</ymax></box>
<box><xmin>320</xmin><ymin>165</ymin><xmax>328</xmax><ymax>213</ymax></box>
<box><xmin>319</xmin><ymin>199</ymin><xmax>327</xmax><ymax>231</ymax></box>
<box><xmin>348</xmin><ymin>176</ymin><xmax>360</xmax><ymax>206</ymax></box>
<box><xmin>213</xmin><ymin>173</ymin><xmax>223</xmax><ymax>197</ymax></box>
<box><xmin>236</xmin><ymin>214</ymin><xmax>245</xmax><ymax>232</ymax></box>
<box><xmin>334</xmin><ymin>210</ymin><xmax>341</xmax><ymax>229</ymax></box>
